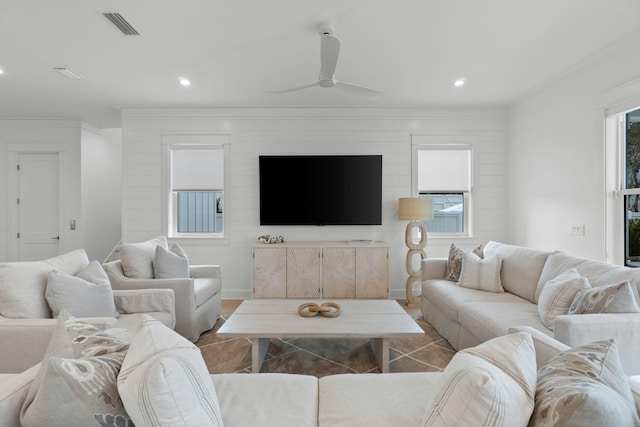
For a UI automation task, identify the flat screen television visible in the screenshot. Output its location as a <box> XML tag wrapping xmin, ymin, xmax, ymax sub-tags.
<box><xmin>259</xmin><ymin>155</ymin><xmax>382</xmax><ymax>226</ymax></box>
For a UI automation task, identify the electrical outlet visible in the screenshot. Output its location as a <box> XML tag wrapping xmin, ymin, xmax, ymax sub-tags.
<box><xmin>570</xmin><ymin>225</ymin><xmax>585</xmax><ymax>236</ymax></box>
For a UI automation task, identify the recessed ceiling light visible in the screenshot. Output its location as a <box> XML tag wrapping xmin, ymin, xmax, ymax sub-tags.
<box><xmin>179</xmin><ymin>77</ymin><xmax>191</xmax><ymax>87</ymax></box>
<box><xmin>0</xmin><ymin>69</ymin><xmax>4</xmax><ymax>74</ymax></box>
<box><xmin>454</xmin><ymin>78</ymin><xmax>466</xmax><ymax>87</ymax></box>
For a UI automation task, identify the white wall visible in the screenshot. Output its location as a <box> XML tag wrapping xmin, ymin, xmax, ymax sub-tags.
<box><xmin>81</xmin><ymin>127</ymin><xmax>122</xmax><ymax>261</ymax></box>
<box><xmin>0</xmin><ymin>119</ymin><xmax>83</xmax><ymax>261</ymax></box>
<box><xmin>121</xmin><ymin>107</ymin><xmax>508</xmax><ymax>299</ymax></box>
<box><xmin>509</xmin><ymin>30</ymin><xmax>640</xmax><ymax>260</ymax></box>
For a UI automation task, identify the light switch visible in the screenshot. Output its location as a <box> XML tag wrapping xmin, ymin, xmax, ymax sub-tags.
<box><xmin>70</xmin><ymin>220</ymin><xmax>76</xmax><ymax>230</ymax></box>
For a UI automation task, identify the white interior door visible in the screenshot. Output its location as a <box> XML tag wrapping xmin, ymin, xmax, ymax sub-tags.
<box><xmin>17</xmin><ymin>153</ymin><xmax>60</xmax><ymax>261</ymax></box>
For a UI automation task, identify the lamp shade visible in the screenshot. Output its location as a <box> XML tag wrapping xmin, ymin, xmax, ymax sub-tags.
<box><xmin>398</xmin><ymin>198</ymin><xmax>434</xmax><ymax>221</ymax></box>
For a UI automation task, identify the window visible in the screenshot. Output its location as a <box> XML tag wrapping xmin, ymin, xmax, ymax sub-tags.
<box><xmin>415</xmin><ymin>145</ymin><xmax>472</xmax><ymax>235</ymax></box>
<box><xmin>168</xmin><ymin>144</ymin><xmax>227</xmax><ymax>237</ymax></box>
<box><xmin>623</xmin><ymin>108</ymin><xmax>640</xmax><ymax>265</ymax></box>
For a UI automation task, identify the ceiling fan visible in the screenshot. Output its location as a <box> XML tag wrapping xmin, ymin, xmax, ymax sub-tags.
<box><xmin>271</xmin><ymin>21</ymin><xmax>384</xmax><ymax>98</ymax></box>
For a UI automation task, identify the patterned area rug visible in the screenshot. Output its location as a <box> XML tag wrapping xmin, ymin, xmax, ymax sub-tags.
<box><xmin>196</xmin><ymin>315</ymin><xmax>455</xmax><ymax>377</ymax></box>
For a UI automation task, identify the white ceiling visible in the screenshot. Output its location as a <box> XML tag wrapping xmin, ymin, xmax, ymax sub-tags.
<box><xmin>1</xmin><ymin>0</ymin><xmax>640</xmax><ymax>128</ymax></box>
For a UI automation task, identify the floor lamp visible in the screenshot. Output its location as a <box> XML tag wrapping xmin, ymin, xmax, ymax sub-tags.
<box><xmin>398</xmin><ymin>198</ymin><xmax>433</xmax><ymax>304</ymax></box>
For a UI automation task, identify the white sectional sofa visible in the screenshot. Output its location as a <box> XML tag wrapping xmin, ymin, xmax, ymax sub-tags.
<box><xmin>422</xmin><ymin>240</ymin><xmax>640</xmax><ymax>375</ymax></box>
<box><xmin>1</xmin><ymin>325</ymin><xmax>639</xmax><ymax>427</ymax></box>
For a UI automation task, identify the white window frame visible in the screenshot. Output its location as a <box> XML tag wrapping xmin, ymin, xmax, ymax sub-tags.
<box><xmin>162</xmin><ymin>134</ymin><xmax>230</xmax><ymax>239</ymax></box>
<box><xmin>412</xmin><ymin>139</ymin><xmax>473</xmax><ymax>238</ymax></box>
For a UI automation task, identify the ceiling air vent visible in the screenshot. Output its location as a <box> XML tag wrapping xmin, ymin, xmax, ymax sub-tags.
<box><xmin>53</xmin><ymin>67</ymin><xmax>85</xmax><ymax>80</ymax></box>
<box><xmin>103</xmin><ymin>12</ymin><xmax>140</xmax><ymax>36</ymax></box>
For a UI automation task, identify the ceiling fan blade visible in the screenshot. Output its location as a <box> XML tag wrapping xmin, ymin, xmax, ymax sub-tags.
<box><xmin>270</xmin><ymin>81</ymin><xmax>319</xmax><ymax>94</ymax></box>
<box><xmin>334</xmin><ymin>81</ymin><xmax>384</xmax><ymax>98</ymax></box>
<box><xmin>320</xmin><ymin>34</ymin><xmax>340</xmax><ymax>80</ymax></box>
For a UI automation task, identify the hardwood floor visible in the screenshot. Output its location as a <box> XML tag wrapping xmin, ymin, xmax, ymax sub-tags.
<box><xmin>196</xmin><ymin>298</ymin><xmax>454</xmax><ymax>377</ymax></box>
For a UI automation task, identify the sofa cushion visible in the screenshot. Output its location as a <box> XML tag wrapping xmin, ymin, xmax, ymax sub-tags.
<box><xmin>422</xmin><ymin>279</ymin><xmax>527</xmax><ymax>323</ymax></box>
<box><xmin>45</xmin><ymin>260</ymin><xmax>119</xmax><ymax>318</ymax></box>
<box><xmin>0</xmin><ymin>249</ymin><xmax>90</xmax><ymax>319</ymax></box>
<box><xmin>0</xmin><ymin>364</ymin><xmax>39</xmax><ymax>427</ymax></box>
<box><xmin>530</xmin><ymin>339</ymin><xmax>639</xmax><ymax>427</ymax></box>
<box><xmin>445</xmin><ymin>243</ymin><xmax>484</xmax><ymax>282</ymax></box>
<box><xmin>117</xmin><ymin>315</ymin><xmax>224</xmax><ymax>427</ymax></box>
<box><xmin>318</xmin><ymin>372</ymin><xmax>438</xmax><ymax>427</ymax></box>
<box><xmin>421</xmin><ymin>332</ymin><xmax>537</xmax><ymax>427</ymax></box>
<box><xmin>483</xmin><ymin>241</ymin><xmax>550</xmax><ymax>303</ymax></box>
<box><xmin>215</xmin><ymin>373</ymin><xmax>318</xmax><ymax>427</ymax></box>
<box><xmin>536</xmin><ymin>250</ymin><xmax>640</xmax><ymax>302</ymax></box>
<box><xmin>537</xmin><ymin>268</ymin><xmax>591</xmax><ymax>330</ymax></box>
<box><xmin>119</xmin><ymin>236</ymin><xmax>168</xmax><ymax>279</ymax></box>
<box><xmin>568</xmin><ymin>281</ymin><xmax>640</xmax><ymax>315</ymax></box>
<box><xmin>153</xmin><ymin>244</ymin><xmax>189</xmax><ymax>279</ymax></box>
<box><xmin>459</xmin><ymin>301</ymin><xmax>552</xmax><ymax>344</ymax></box>
<box><xmin>457</xmin><ymin>252</ymin><xmax>503</xmax><ymax>293</ymax></box>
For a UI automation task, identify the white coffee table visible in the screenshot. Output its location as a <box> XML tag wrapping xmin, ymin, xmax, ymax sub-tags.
<box><xmin>216</xmin><ymin>299</ymin><xmax>424</xmax><ymax>373</ymax></box>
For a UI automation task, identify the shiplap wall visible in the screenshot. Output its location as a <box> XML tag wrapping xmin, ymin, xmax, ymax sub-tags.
<box><xmin>121</xmin><ymin>107</ymin><xmax>508</xmax><ymax>299</ymax></box>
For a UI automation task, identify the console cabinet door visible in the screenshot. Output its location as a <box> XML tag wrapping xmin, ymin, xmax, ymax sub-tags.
<box><xmin>356</xmin><ymin>247</ymin><xmax>389</xmax><ymax>298</ymax></box>
<box><xmin>322</xmin><ymin>248</ymin><xmax>356</xmax><ymax>298</ymax></box>
<box><xmin>286</xmin><ymin>247</ymin><xmax>321</xmax><ymax>298</ymax></box>
<box><xmin>253</xmin><ymin>247</ymin><xmax>286</xmax><ymax>298</ymax></box>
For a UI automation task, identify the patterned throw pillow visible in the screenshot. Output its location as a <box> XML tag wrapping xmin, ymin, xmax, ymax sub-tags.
<box><xmin>537</xmin><ymin>268</ymin><xmax>591</xmax><ymax>330</ymax></box>
<box><xmin>530</xmin><ymin>339</ymin><xmax>639</xmax><ymax>427</ymax></box>
<box><xmin>421</xmin><ymin>332</ymin><xmax>537</xmax><ymax>427</ymax></box>
<box><xmin>457</xmin><ymin>252</ymin><xmax>504</xmax><ymax>293</ymax></box>
<box><xmin>445</xmin><ymin>243</ymin><xmax>484</xmax><ymax>282</ymax></box>
<box><xmin>568</xmin><ymin>281</ymin><xmax>640</xmax><ymax>314</ymax></box>
<box><xmin>21</xmin><ymin>310</ymin><xmax>132</xmax><ymax>427</ymax></box>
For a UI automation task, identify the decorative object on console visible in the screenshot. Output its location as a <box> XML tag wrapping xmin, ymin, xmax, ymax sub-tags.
<box><xmin>398</xmin><ymin>197</ymin><xmax>433</xmax><ymax>304</ymax></box>
<box><xmin>297</xmin><ymin>302</ymin><xmax>341</xmax><ymax>318</ymax></box>
<box><xmin>257</xmin><ymin>235</ymin><xmax>284</xmax><ymax>244</ymax></box>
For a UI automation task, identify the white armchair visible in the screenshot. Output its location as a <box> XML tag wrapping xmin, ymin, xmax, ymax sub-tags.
<box><xmin>103</xmin><ymin>260</ymin><xmax>221</xmax><ymax>342</ymax></box>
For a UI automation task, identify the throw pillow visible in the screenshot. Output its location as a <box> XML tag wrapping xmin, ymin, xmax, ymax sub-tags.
<box><xmin>445</xmin><ymin>243</ymin><xmax>484</xmax><ymax>282</ymax></box>
<box><xmin>118</xmin><ymin>236</ymin><xmax>168</xmax><ymax>279</ymax></box>
<box><xmin>421</xmin><ymin>332</ymin><xmax>537</xmax><ymax>427</ymax></box>
<box><xmin>530</xmin><ymin>339</ymin><xmax>639</xmax><ymax>427</ymax></box>
<box><xmin>117</xmin><ymin>316</ymin><xmax>224</xmax><ymax>427</ymax></box>
<box><xmin>0</xmin><ymin>248</ymin><xmax>89</xmax><ymax>319</ymax></box>
<box><xmin>457</xmin><ymin>252</ymin><xmax>504</xmax><ymax>293</ymax></box>
<box><xmin>537</xmin><ymin>268</ymin><xmax>591</xmax><ymax>330</ymax></box>
<box><xmin>153</xmin><ymin>243</ymin><xmax>189</xmax><ymax>279</ymax></box>
<box><xmin>21</xmin><ymin>311</ymin><xmax>132</xmax><ymax>427</ymax></box>
<box><xmin>568</xmin><ymin>281</ymin><xmax>640</xmax><ymax>314</ymax></box>
<box><xmin>46</xmin><ymin>260</ymin><xmax>119</xmax><ymax>318</ymax></box>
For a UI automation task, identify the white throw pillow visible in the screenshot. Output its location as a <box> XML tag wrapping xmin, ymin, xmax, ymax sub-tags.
<box><xmin>0</xmin><ymin>248</ymin><xmax>89</xmax><ymax>318</ymax></box>
<box><xmin>421</xmin><ymin>332</ymin><xmax>537</xmax><ymax>427</ymax></box>
<box><xmin>46</xmin><ymin>260</ymin><xmax>119</xmax><ymax>318</ymax></box>
<box><xmin>119</xmin><ymin>236</ymin><xmax>168</xmax><ymax>279</ymax></box>
<box><xmin>457</xmin><ymin>252</ymin><xmax>504</xmax><ymax>293</ymax></box>
<box><xmin>537</xmin><ymin>268</ymin><xmax>591</xmax><ymax>330</ymax></box>
<box><xmin>117</xmin><ymin>316</ymin><xmax>224</xmax><ymax>427</ymax></box>
<box><xmin>153</xmin><ymin>243</ymin><xmax>189</xmax><ymax>279</ymax></box>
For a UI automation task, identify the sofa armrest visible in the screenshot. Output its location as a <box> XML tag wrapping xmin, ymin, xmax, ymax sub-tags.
<box><xmin>0</xmin><ymin>318</ymin><xmax>56</xmax><ymax>373</ymax></box>
<box><xmin>421</xmin><ymin>258</ymin><xmax>448</xmax><ymax>281</ymax></box>
<box><xmin>554</xmin><ymin>313</ymin><xmax>640</xmax><ymax>375</ymax></box>
<box><xmin>112</xmin><ymin>289</ymin><xmax>175</xmax><ymax>318</ymax></box>
<box><xmin>190</xmin><ymin>265</ymin><xmax>221</xmax><ymax>280</ymax></box>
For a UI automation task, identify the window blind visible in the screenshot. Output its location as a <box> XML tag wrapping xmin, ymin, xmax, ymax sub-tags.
<box><xmin>171</xmin><ymin>148</ymin><xmax>224</xmax><ymax>190</ymax></box>
<box><xmin>418</xmin><ymin>148</ymin><xmax>470</xmax><ymax>192</ymax></box>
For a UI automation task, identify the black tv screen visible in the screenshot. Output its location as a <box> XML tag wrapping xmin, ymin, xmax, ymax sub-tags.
<box><xmin>259</xmin><ymin>155</ymin><xmax>382</xmax><ymax>226</ymax></box>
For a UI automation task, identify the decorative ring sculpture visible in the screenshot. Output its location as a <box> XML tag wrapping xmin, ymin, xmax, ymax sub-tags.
<box><xmin>297</xmin><ymin>302</ymin><xmax>341</xmax><ymax>318</ymax></box>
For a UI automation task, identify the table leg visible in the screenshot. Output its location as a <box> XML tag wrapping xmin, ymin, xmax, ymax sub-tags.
<box><xmin>370</xmin><ymin>338</ymin><xmax>389</xmax><ymax>373</ymax></box>
<box><xmin>251</xmin><ymin>338</ymin><xmax>270</xmax><ymax>373</ymax></box>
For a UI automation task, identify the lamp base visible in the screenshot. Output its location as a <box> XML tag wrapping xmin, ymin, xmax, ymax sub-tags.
<box><xmin>404</xmin><ymin>220</ymin><xmax>428</xmax><ymax>304</ymax></box>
